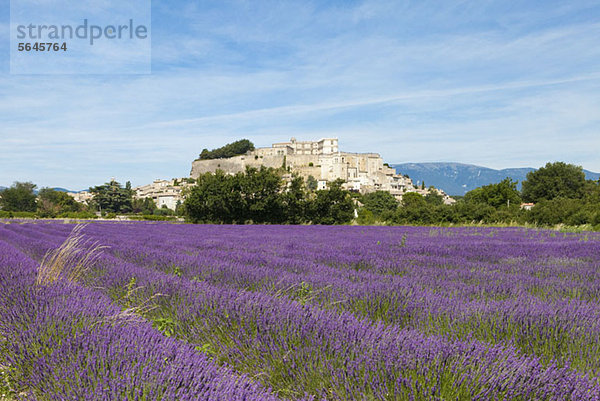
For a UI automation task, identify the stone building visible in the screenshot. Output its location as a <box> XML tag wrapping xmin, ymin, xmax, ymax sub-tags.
<box><xmin>190</xmin><ymin>138</ymin><xmax>436</xmax><ymax>200</ymax></box>
<box><xmin>134</xmin><ymin>179</ymin><xmax>190</xmax><ymax>210</ymax></box>
<box><xmin>66</xmin><ymin>190</ymin><xmax>94</xmax><ymax>204</ymax></box>
<box><xmin>270</xmin><ymin>137</ymin><xmax>338</xmax><ymax>155</ymax></box>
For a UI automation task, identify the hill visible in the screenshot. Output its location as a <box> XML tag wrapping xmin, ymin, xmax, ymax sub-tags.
<box><xmin>392</xmin><ymin>163</ymin><xmax>600</xmax><ymax>196</ymax></box>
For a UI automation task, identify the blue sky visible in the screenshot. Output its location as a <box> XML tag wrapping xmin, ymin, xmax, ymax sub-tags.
<box><xmin>1</xmin><ymin>0</ymin><xmax>599</xmax><ymax>189</ymax></box>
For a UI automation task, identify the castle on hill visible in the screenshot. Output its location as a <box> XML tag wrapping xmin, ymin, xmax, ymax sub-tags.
<box><xmin>190</xmin><ymin>137</ymin><xmax>453</xmax><ymax>202</ymax></box>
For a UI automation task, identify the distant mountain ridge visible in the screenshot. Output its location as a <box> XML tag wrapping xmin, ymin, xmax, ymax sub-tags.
<box><xmin>0</xmin><ymin>187</ymin><xmax>79</xmax><ymax>195</ymax></box>
<box><xmin>391</xmin><ymin>163</ymin><xmax>600</xmax><ymax>196</ymax></box>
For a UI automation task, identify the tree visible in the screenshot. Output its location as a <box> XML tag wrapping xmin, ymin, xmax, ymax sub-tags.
<box><xmin>361</xmin><ymin>191</ymin><xmax>398</xmax><ymax>218</ymax></box>
<box><xmin>37</xmin><ymin>188</ymin><xmax>82</xmax><ymax>217</ymax></box>
<box><xmin>464</xmin><ymin>178</ymin><xmax>521</xmax><ymax>209</ymax></box>
<box><xmin>0</xmin><ymin>182</ymin><xmax>37</xmax><ymax>212</ymax></box>
<box><xmin>309</xmin><ymin>179</ymin><xmax>354</xmax><ymax>224</ymax></box>
<box><xmin>583</xmin><ymin>179</ymin><xmax>600</xmax><ymax>207</ymax></box>
<box><xmin>521</xmin><ymin>162</ymin><xmax>586</xmax><ymax>202</ymax></box>
<box><xmin>282</xmin><ymin>175</ymin><xmax>308</xmax><ymax>224</ymax></box>
<box><xmin>132</xmin><ymin>197</ymin><xmax>157</xmax><ymax>215</ymax></box>
<box><xmin>401</xmin><ymin>192</ymin><xmax>427</xmax><ymax>209</ymax></box>
<box><xmin>198</xmin><ymin>139</ymin><xmax>255</xmax><ymax>160</ymax></box>
<box><xmin>239</xmin><ymin>167</ymin><xmax>285</xmax><ymax>223</ymax></box>
<box><xmin>356</xmin><ymin>208</ymin><xmax>376</xmax><ymax>225</ymax></box>
<box><xmin>306</xmin><ymin>175</ymin><xmax>318</xmax><ymax>191</ymax></box>
<box><xmin>527</xmin><ymin>198</ymin><xmax>592</xmax><ymax>226</ymax></box>
<box><xmin>185</xmin><ymin>167</ymin><xmax>286</xmax><ymax>224</ymax></box>
<box><xmin>185</xmin><ymin>170</ymin><xmax>241</xmax><ymax>224</ymax></box>
<box><xmin>425</xmin><ymin>190</ymin><xmax>444</xmax><ymax>206</ymax></box>
<box><xmin>89</xmin><ymin>180</ymin><xmax>133</xmax><ymax>214</ymax></box>
<box><xmin>392</xmin><ymin>192</ymin><xmax>439</xmax><ymax>225</ymax></box>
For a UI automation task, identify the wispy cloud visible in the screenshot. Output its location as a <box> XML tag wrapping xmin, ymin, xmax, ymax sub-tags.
<box><xmin>0</xmin><ymin>0</ymin><xmax>599</xmax><ymax>188</ymax></box>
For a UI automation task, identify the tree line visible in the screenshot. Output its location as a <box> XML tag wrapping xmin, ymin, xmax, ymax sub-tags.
<box><xmin>0</xmin><ymin>183</ymin><xmax>88</xmax><ymax>218</ymax></box>
<box><xmin>1</xmin><ymin>161</ymin><xmax>599</xmax><ymax>228</ymax></box>
<box><xmin>198</xmin><ymin>139</ymin><xmax>255</xmax><ymax>160</ymax></box>
<box><xmin>358</xmin><ymin>162</ymin><xmax>600</xmax><ymax>228</ymax></box>
<box><xmin>0</xmin><ymin>179</ymin><xmax>176</xmax><ymax>219</ymax></box>
<box><xmin>184</xmin><ymin>168</ymin><xmax>354</xmax><ymax>224</ymax></box>
<box><xmin>184</xmin><ymin>161</ymin><xmax>599</xmax><ymax>228</ymax></box>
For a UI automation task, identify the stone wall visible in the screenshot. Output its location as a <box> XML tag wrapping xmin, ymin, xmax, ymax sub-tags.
<box><xmin>190</xmin><ymin>157</ymin><xmax>246</xmax><ymax>177</ymax></box>
<box><xmin>188</xmin><ymin>145</ymin><xmax>430</xmax><ymax>199</ymax></box>
<box><xmin>190</xmin><ymin>154</ymin><xmax>293</xmax><ymax>178</ymax></box>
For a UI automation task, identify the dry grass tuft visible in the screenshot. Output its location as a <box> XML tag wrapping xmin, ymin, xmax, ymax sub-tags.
<box><xmin>35</xmin><ymin>224</ymin><xmax>106</xmax><ymax>287</ymax></box>
<box><xmin>94</xmin><ymin>293</ymin><xmax>165</xmax><ymax>328</ymax></box>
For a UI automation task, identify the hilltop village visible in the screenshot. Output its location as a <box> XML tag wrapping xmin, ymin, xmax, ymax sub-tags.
<box><xmin>117</xmin><ymin>138</ymin><xmax>453</xmax><ymax>210</ymax></box>
<box><xmin>3</xmin><ymin>140</ymin><xmax>595</xmax><ymax>227</ymax></box>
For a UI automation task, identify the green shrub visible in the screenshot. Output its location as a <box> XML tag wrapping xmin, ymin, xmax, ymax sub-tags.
<box><xmin>356</xmin><ymin>209</ymin><xmax>376</xmax><ymax>225</ymax></box>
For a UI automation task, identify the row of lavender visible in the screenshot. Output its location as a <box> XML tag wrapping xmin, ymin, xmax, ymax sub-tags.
<box><xmin>2</xmin><ymin>221</ymin><xmax>600</xmax><ymax>399</ymax></box>
<box><xmin>0</xmin><ymin>224</ymin><xmax>292</xmax><ymax>400</ymax></box>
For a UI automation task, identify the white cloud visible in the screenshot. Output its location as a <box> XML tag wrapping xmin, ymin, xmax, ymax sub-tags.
<box><xmin>1</xmin><ymin>1</ymin><xmax>600</xmax><ymax>187</ymax></box>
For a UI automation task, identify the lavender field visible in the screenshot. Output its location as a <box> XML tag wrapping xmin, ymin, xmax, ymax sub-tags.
<box><xmin>2</xmin><ymin>222</ymin><xmax>600</xmax><ymax>400</ymax></box>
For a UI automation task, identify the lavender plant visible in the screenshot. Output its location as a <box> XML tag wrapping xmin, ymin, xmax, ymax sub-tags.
<box><xmin>2</xmin><ymin>221</ymin><xmax>600</xmax><ymax>399</ymax></box>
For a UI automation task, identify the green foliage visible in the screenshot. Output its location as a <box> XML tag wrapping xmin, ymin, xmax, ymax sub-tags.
<box><xmin>132</xmin><ymin>197</ymin><xmax>157</xmax><ymax>215</ymax></box>
<box><xmin>522</xmin><ymin>162</ymin><xmax>586</xmax><ymax>202</ymax></box>
<box><xmin>240</xmin><ymin>167</ymin><xmax>285</xmax><ymax>223</ymax></box>
<box><xmin>57</xmin><ymin>211</ymin><xmax>97</xmax><ymax>219</ymax></box>
<box><xmin>425</xmin><ymin>191</ymin><xmax>444</xmax><ymax>206</ymax></box>
<box><xmin>305</xmin><ymin>175</ymin><xmax>318</xmax><ymax>191</ymax></box>
<box><xmin>527</xmin><ymin>198</ymin><xmax>597</xmax><ymax>226</ymax></box>
<box><xmin>0</xmin><ymin>181</ymin><xmax>37</xmax><ymax>212</ymax></box>
<box><xmin>295</xmin><ymin>282</ymin><xmax>313</xmax><ymax>305</ymax></box>
<box><xmin>184</xmin><ymin>170</ymin><xmax>241</xmax><ymax>224</ymax></box>
<box><xmin>153</xmin><ymin>317</ymin><xmax>176</xmax><ymax>337</ymax></box>
<box><xmin>401</xmin><ymin>192</ymin><xmax>426</xmax><ymax>209</ymax></box>
<box><xmin>583</xmin><ymin>179</ymin><xmax>600</xmax><ymax>204</ymax></box>
<box><xmin>464</xmin><ymin>178</ymin><xmax>521</xmax><ymax>209</ymax></box>
<box><xmin>195</xmin><ymin>343</ymin><xmax>216</xmax><ymax>357</ymax></box>
<box><xmin>309</xmin><ymin>179</ymin><xmax>354</xmax><ymax>225</ymax></box>
<box><xmin>356</xmin><ymin>209</ymin><xmax>376</xmax><ymax>225</ymax></box>
<box><xmin>282</xmin><ymin>175</ymin><xmax>308</xmax><ymax>224</ymax></box>
<box><xmin>389</xmin><ymin>190</ymin><xmax>524</xmax><ymax>226</ymax></box>
<box><xmin>198</xmin><ymin>139</ymin><xmax>255</xmax><ymax>160</ymax></box>
<box><xmin>89</xmin><ymin>180</ymin><xmax>133</xmax><ymax>214</ymax></box>
<box><xmin>179</xmin><ymin>160</ymin><xmax>598</xmax><ymax>228</ymax></box>
<box><xmin>154</xmin><ymin>206</ymin><xmax>176</xmax><ymax>216</ymax></box>
<box><xmin>128</xmin><ymin>215</ymin><xmax>178</xmax><ymax>221</ymax></box>
<box><xmin>37</xmin><ymin>188</ymin><xmax>82</xmax><ymax>218</ymax></box>
<box><xmin>185</xmin><ymin>167</ymin><xmax>285</xmax><ymax>224</ymax></box>
<box><xmin>361</xmin><ymin>191</ymin><xmax>398</xmax><ymax>219</ymax></box>
<box><xmin>185</xmin><ymin>171</ymin><xmax>354</xmax><ymax>225</ymax></box>
<box><xmin>452</xmin><ymin>201</ymin><xmax>500</xmax><ymax>223</ymax></box>
<box><xmin>123</xmin><ymin>277</ymin><xmax>138</xmax><ymax>308</ymax></box>
<box><xmin>0</xmin><ymin>210</ymin><xmax>38</xmax><ymax>219</ymax></box>
<box><xmin>517</xmin><ymin>163</ymin><xmax>599</xmax><ymax>227</ymax></box>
